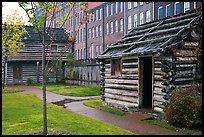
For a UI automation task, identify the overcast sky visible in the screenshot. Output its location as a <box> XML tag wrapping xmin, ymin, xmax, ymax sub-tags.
<box><xmin>2</xmin><ymin>2</ymin><xmax>30</xmax><ymax>25</ymax></box>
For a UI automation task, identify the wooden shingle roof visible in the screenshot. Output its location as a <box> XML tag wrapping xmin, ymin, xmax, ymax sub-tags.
<box><xmin>99</xmin><ymin>7</ymin><xmax>202</xmax><ymax>59</ymax></box>
<box><xmin>8</xmin><ymin>26</ymin><xmax>72</xmax><ymax>62</ymax></box>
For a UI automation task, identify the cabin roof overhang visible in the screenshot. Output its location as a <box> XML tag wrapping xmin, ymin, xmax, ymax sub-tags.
<box><xmin>98</xmin><ymin>7</ymin><xmax>202</xmax><ymax>60</ymax></box>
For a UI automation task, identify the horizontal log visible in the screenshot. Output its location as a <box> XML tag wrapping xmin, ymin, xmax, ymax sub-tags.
<box><xmin>174</xmin><ymin>50</ymin><xmax>196</xmax><ymax>56</ymax></box>
<box><xmin>105</xmin><ymin>93</ymin><xmax>138</xmax><ymax>103</ymax></box>
<box><xmin>153</xmin><ymin>87</ymin><xmax>166</xmax><ymax>96</ymax></box>
<box><xmin>153</xmin><ymin>107</ymin><xmax>164</xmax><ymax>113</ymax></box>
<box><xmin>105</xmin><ymin>98</ymin><xmax>139</xmax><ymax>108</ymax></box>
<box><xmin>153</xmin><ymin>100</ymin><xmax>166</xmax><ymax>108</ymax></box>
<box><xmin>105</xmin><ymin>88</ymin><xmax>138</xmax><ymax>97</ymax></box>
<box><xmin>105</xmin><ymin>78</ymin><xmax>138</xmax><ymax>85</ymax></box>
<box><xmin>154</xmin><ymin>81</ymin><xmax>167</xmax><ymax>87</ymax></box>
<box><xmin>183</xmin><ymin>41</ymin><xmax>199</xmax><ymax>47</ymax></box>
<box><xmin>153</xmin><ymin>94</ymin><xmax>166</xmax><ymax>102</ymax></box>
<box><xmin>105</xmin><ymin>83</ymin><xmax>138</xmax><ymax>91</ymax></box>
<box><xmin>176</xmin><ymin>57</ymin><xmax>197</xmax><ymax>61</ymax></box>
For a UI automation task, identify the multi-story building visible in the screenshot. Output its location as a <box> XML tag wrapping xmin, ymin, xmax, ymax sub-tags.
<box><xmin>42</xmin><ymin>2</ymin><xmax>202</xmax><ymax>61</ymax></box>
<box><xmin>125</xmin><ymin>2</ymin><xmax>154</xmax><ymax>34</ymax></box>
<box><xmin>154</xmin><ymin>2</ymin><xmax>202</xmax><ymax>20</ymax></box>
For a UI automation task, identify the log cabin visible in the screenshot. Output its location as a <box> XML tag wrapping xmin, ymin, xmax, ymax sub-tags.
<box><xmin>97</xmin><ymin>7</ymin><xmax>202</xmax><ymax>114</ymax></box>
<box><xmin>4</xmin><ymin>26</ymin><xmax>71</xmax><ymax>84</ymax></box>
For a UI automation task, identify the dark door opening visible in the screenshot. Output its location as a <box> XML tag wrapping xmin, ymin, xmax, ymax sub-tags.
<box><xmin>13</xmin><ymin>65</ymin><xmax>22</xmax><ymax>83</ymax></box>
<box><xmin>139</xmin><ymin>57</ymin><xmax>152</xmax><ymax>109</ymax></box>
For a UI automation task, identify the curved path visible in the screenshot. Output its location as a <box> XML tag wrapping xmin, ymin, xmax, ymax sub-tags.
<box><xmin>14</xmin><ymin>85</ymin><xmax>183</xmax><ymax>135</ymax></box>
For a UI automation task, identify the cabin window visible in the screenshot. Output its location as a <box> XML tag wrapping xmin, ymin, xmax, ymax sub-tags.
<box><xmin>111</xmin><ymin>58</ymin><xmax>122</xmax><ymax>76</ymax></box>
<box><xmin>51</xmin><ymin>44</ymin><xmax>58</xmax><ymax>51</ymax></box>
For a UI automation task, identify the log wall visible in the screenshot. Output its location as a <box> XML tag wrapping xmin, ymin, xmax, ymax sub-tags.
<box><xmin>100</xmin><ymin>57</ymin><xmax>139</xmax><ymax>111</ymax></box>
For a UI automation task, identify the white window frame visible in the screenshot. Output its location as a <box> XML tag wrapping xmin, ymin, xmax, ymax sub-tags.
<box><xmin>134</xmin><ymin>14</ymin><xmax>137</xmax><ymax>27</ymax></box>
<box><xmin>115</xmin><ymin>20</ymin><xmax>118</xmax><ymax>32</ymax></box>
<box><xmin>96</xmin><ymin>46</ymin><xmax>99</xmax><ymax>57</ymax></box>
<box><xmin>120</xmin><ymin>2</ymin><xmax>123</xmax><ymax>12</ymax></box>
<box><xmin>96</xmin><ymin>10</ymin><xmax>98</xmax><ymax>20</ymax></box>
<box><xmin>174</xmin><ymin>2</ymin><xmax>180</xmax><ymax>15</ymax></box>
<box><xmin>115</xmin><ymin>2</ymin><xmax>118</xmax><ymax>14</ymax></box>
<box><xmin>99</xmin><ymin>8</ymin><xmax>102</xmax><ymax>20</ymax></box>
<box><xmin>111</xmin><ymin>4</ymin><xmax>113</xmax><ymax>15</ymax></box>
<box><xmin>184</xmin><ymin>2</ymin><xmax>190</xmax><ymax>13</ymax></box>
<box><xmin>120</xmin><ymin>18</ymin><xmax>123</xmax><ymax>32</ymax></box>
<box><xmin>92</xmin><ymin>27</ymin><xmax>95</xmax><ymax>38</ymax></box>
<box><xmin>139</xmin><ymin>2</ymin><xmax>144</xmax><ymax>6</ymax></box>
<box><xmin>92</xmin><ymin>11</ymin><xmax>95</xmax><ymax>21</ymax></box>
<box><xmin>110</xmin><ymin>21</ymin><xmax>113</xmax><ymax>34</ymax></box>
<box><xmin>134</xmin><ymin>2</ymin><xmax>137</xmax><ymax>7</ymax></box>
<box><xmin>158</xmin><ymin>6</ymin><xmax>163</xmax><ymax>19</ymax></box>
<box><xmin>166</xmin><ymin>4</ymin><xmax>171</xmax><ymax>17</ymax></box>
<box><xmin>100</xmin><ymin>45</ymin><xmax>103</xmax><ymax>54</ymax></box>
<box><xmin>106</xmin><ymin>5</ymin><xmax>109</xmax><ymax>16</ymax></box>
<box><xmin>128</xmin><ymin>2</ymin><xmax>131</xmax><ymax>9</ymax></box>
<box><xmin>146</xmin><ymin>10</ymin><xmax>151</xmax><ymax>23</ymax></box>
<box><xmin>106</xmin><ymin>23</ymin><xmax>109</xmax><ymax>34</ymax></box>
<box><xmin>91</xmin><ymin>43</ymin><xmax>94</xmax><ymax>59</ymax></box>
<box><xmin>99</xmin><ymin>25</ymin><xmax>102</xmax><ymax>36</ymax></box>
<box><xmin>89</xmin><ymin>28</ymin><xmax>91</xmax><ymax>39</ymax></box>
<box><xmin>140</xmin><ymin>12</ymin><xmax>144</xmax><ymax>25</ymax></box>
<box><xmin>96</xmin><ymin>26</ymin><xmax>98</xmax><ymax>37</ymax></box>
<box><xmin>128</xmin><ymin>16</ymin><xmax>132</xmax><ymax>30</ymax></box>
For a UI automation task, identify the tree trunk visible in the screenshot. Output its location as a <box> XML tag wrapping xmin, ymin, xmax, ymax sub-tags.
<box><xmin>2</xmin><ymin>56</ymin><xmax>7</xmax><ymax>89</ymax></box>
<box><xmin>42</xmin><ymin>13</ymin><xmax>47</xmax><ymax>135</ymax></box>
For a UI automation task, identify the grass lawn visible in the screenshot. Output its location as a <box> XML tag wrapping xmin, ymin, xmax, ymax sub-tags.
<box><xmin>2</xmin><ymin>94</ymin><xmax>134</xmax><ymax>135</ymax></box>
<box><xmin>83</xmin><ymin>100</ymin><xmax>128</xmax><ymax>116</ymax></box>
<box><xmin>143</xmin><ymin>118</ymin><xmax>202</xmax><ymax>135</ymax></box>
<box><xmin>2</xmin><ymin>86</ymin><xmax>25</xmax><ymax>94</ymax></box>
<box><xmin>31</xmin><ymin>83</ymin><xmax>100</xmax><ymax>96</ymax></box>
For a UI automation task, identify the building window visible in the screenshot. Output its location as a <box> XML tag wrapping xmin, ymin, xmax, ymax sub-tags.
<box><xmin>100</xmin><ymin>45</ymin><xmax>103</xmax><ymax>54</ymax></box>
<box><xmin>92</xmin><ymin>27</ymin><xmax>95</xmax><ymax>38</ymax></box>
<box><xmin>99</xmin><ymin>25</ymin><xmax>102</xmax><ymax>36</ymax></box>
<box><xmin>96</xmin><ymin>10</ymin><xmax>98</xmax><ymax>20</ymax></box>
<box><xmin>89</xmin><ymin>28</ymin><xmax>91</xmax><ymax>39</ymax></box>
<box><xmin>146</xmin><ymin>10</ymin><xmax>151</xmax><ymax>22</ymax></box>
<box><xmin>134</xmin><ymin>2</ymin><xmax>137</xmax><ymax>7</ymax></box>
<box><xmin>110</xmin><ymin>21</ymin><xmax>113</xmax><ymax>34</ymax></box>
<box><xmin>51</xmin><ymin>44</ymin><xmax>57</xmax><ymax>51</ymax></box>
<box><xmin>78</xmin><ymin>49</ymin><xmax>80</xmax><ymax>60</ymax></box>
<box><xmin>111</xmin><ymin>59</ymin><xmax>122</xmax><ymax>76</ymax></box>
<box><xmin>106</xmin><ymin>5</ymin><xmax>109</xmax><ymax>16</ymax></box>
<box><xmin>106</xmin><ymin>23</ymin><xmax>109</xmax><ymax>34</ymax></box>
<box><xmin>92</xmin><ymin>11</ymin><xmax>95</xmax><ymax>21</ymax></box>
<box><xmin>96</xmin><ymin>26</ymin><xmax>98</xmax><ymax>37</ymax></box>
<box><xmin>128</xmin><ymin>2</ymin><xmax>131</xmax><ymax>9</ymax></box>
<box><xmin>133</xmin><ymin>14</ymin><xmax>137</xmax><ymax>27</ymax></box>
<box><xmin>120</xmin><ymin>2</ymin><xmax>123</xmax><ymax>12</ymax></box>
<box><xmin>84</xmin><ymin>48</ymin><xmax>86</xmax><ymax>59</ymax></box>
<box><xmin>96</xmin><ymin>46</ymin><xmax>99</xmax><ymax>57</ymax></box>
<box><xmin>115</xmin><ymin>2</ymin><xmax>118</xmax><ymax>14</ymax></box>
<box><xmin>120</xmin><ymin>18</ymin><xmax>123</xmax><ymax>32</ymax></box>
<box><xmin>83</xmin><ymin>28</ymin><xmax>85</xmax><ymax>42</ymax></box>
<box><xmin>174</xmin><ymin>2</ymin><xmax>180</xmax><ymax>15</ymax></box>
<box><xmin>99</xmin><ymin>8</ymin><xmax>102</xmax><ymax>20</ymax></box>
<box><xmin>166</xmin><ymin>4</ymin><xmax>171</xmax><ymax>17</ymax></box>
<box><xmin>115</xmin><ymin>20</ymin><xmax>118</xmax><ymax>32</ymax></box>
<box><xmin>128</xmin><ymin>15</ymin><xmax>132</xmax><ymax>30</ymax></box>
<box><xmin>158</xmin><ymin>6</ymin><xmax>163</xmax><ymax>19</ymax></box>
<box><xmin>89</xmin><ymin>15</ymin><xmax>91</xmax><ymax>23</ymax></box>
<box><xmin>139</xmin><ymin>12</ymin><xmax>144</xmax><ymax>25</ymax></box>
<box><xmin>81</xmin><ymin>49</ymin><xmax>83</xmax><ymax>59</ymax></box>
<box><xmin>139</xmin><ymin>2</ymin><xmax>144</xmax><ymax>6</ymax></box>
<box><xmin>184</xmin><ymin>2</ymin><xmax>190</xmax><ymax>13</ymax></box>
<box><xmin>91</xmin><ymin>43</ymin><xmax>94</xmax><ymax>59</ymax></box>
<box><xmin>111</xmin><ymin>4</ymin><xmax>113</xmax><ymax>15</ymax></box>
<box><xmin>89</xmin><ymin>47</ymin><xmax>91</xmax><ymax>59</ymax></box>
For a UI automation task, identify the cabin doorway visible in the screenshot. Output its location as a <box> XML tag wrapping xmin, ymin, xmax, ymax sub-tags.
<box><xmin>139</xmin><ymin>57</ymin><xmax>152</xmax><ymax>109</ymax></box>
<box><xmin>13</xmin><ymin>65</ymin><xmax>22</xmax><ymax>83</ymax></box>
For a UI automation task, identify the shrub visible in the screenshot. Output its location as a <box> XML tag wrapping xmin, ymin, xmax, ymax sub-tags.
<box><xmin>26</xmin><ymin>78</ymin><xmax>33</xmax><ymax>85</ymax></box>
<box><xmin>164</xmin><ymin>87</ymin><xmax>202</xmax><ymax>128</ymax></box>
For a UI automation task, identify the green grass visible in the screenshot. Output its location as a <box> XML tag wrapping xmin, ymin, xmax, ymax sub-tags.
<box><xmin>83</xmin><ymin>100</ymin><xmax>128</xmax><ymax>116</ymax></box>
<box><xmin>144</xmin><ymin>118</ymin><xmax>202</xmax><ymax>135</ymax></box>
<box><xmin>31</xmin><ymin>83</ymin><xmax>100</xmax><ymax>96</ymax></box>
<box><xmin>2</xmin><ymin>86</ymin><xmax>24</xmax><ymax>94</ymax></box>
<box><xmin>2</xmin><ymin>94</ymin><xmax>134</xmax><ymax>135</ymax></box>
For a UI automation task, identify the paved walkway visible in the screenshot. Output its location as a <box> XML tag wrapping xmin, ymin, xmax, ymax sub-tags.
<box><xmin>14</xmin><ymin>85</ymin><xmax>183</xmax><ymax>135</ymax></box>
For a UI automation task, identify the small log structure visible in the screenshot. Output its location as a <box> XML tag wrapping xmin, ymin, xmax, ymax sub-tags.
<box><xmin>5</xmin><ymin>26</ymin><xmax>71</xmax><ymax>84</ymax></box>
<box><xmin>98</xmin><ymin>7</ymin><xmax>202</xmax><ymax>113</ymax></box>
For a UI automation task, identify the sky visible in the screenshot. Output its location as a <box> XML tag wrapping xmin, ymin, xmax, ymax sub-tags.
<box><xmin>2</xmin><ymin>2</ymin><xmax>30</xmax><ymax>25</ymax></box>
